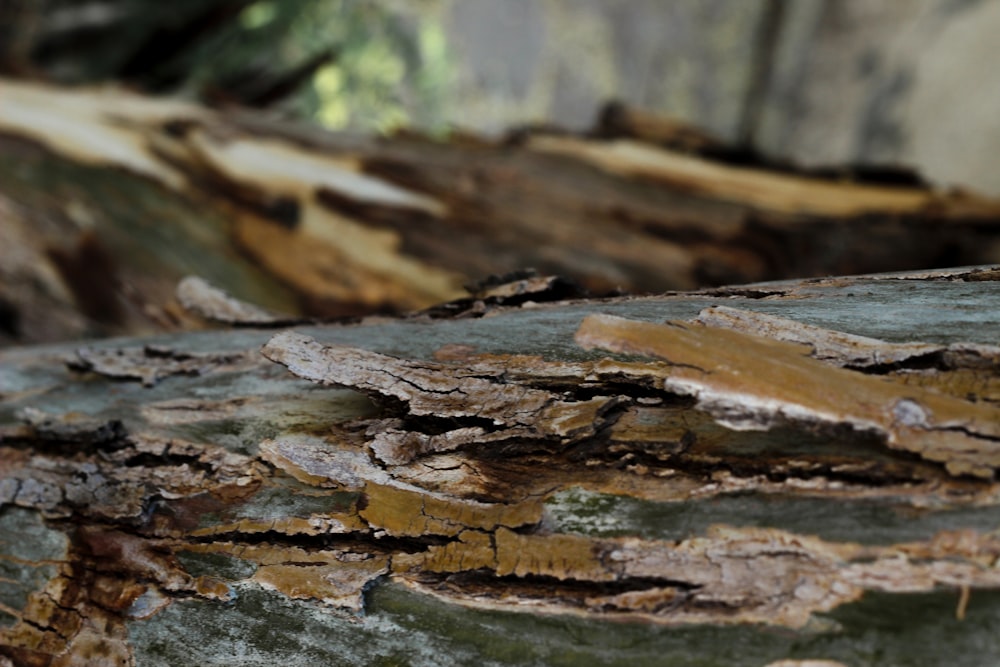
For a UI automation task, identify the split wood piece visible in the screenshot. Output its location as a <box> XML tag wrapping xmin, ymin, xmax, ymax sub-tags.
<box><xmin>181</xmin><ymin>125</ymin><xmax>465</xmax><ymax>312</ymax></box>
<box><xmin>695</xmin><ymin>305</ymin><xmax>1000</xmax><ymax>373</ymax></box>
<box><xmin>575</xmin><ymin>314</ymin><xmax>1000</xmax><ymax>478</ymax></box>
<box><xmin>17</xmin><ymin>407</ymin><xmax>127</xmax><ymax>445</ymax></box>
<box><xmin>594</xmin><ymin>101</ymin><xmax>731</xmax><ymax>154</ymax></box>
<box><xmin>527</xmin><ymin>134</ymin><xmax>1000</xmax><ymax>218</ymax></box>
<box><xmin>396</xmin><ymin>525</ymin><xmax>1000</xmax><ymax>628</ymax></box>
<box><xmin>69</xmin><ymin>344</ymin><xmax>257</xmax><ymax>387</ymax></box>
<box><xmin>180</xmin><ymin>543</ymin><xmax>390</xmax><ymax>613</ymax></box>
<box><xmin>175</xmin><ymin>276</ymin><xmax>296</xmax><ymax>326</ymax></box>
<box><xmin>0</xmin><ymin>434</ymin><xmax>258</xmax><ymax>520</ymax></box>
<box><xmin>259</xmin><ymin>435</ymin><xmax>543</xmax><ymax>538</ymax></box>
<box><xmin>261</xmin><ymin>331</ymin><xmax>622</xmax><ymax>465</ymax></box>
<box><xmin>696</xmin><ymin>305</ymin><xmax>1000</xmax><ymax>404</ymax></box>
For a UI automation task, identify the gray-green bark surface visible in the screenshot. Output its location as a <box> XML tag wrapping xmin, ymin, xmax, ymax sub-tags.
<box><xmin>2</xmin><ymin>267</ymin><xmax>999</xmax><ymax>665</ymax></box>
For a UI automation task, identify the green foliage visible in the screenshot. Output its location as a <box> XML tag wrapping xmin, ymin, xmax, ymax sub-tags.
<box><xmin>33</xmin><ymin>0</ymin><xmax>454</xmax><ymax>133</ymax></box>
<box><xmin>178</xmin><ymin>0</ymin><xmax>454</xmax><ymax>132</ymax></box>
<box><xmin>273</xmin><ymin>0</ymin><xmax>453</xmax><ymax>133</ymax></box>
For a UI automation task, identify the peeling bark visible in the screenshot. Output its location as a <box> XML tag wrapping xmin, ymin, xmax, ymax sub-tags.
<box><xmin>3</xmin><ymin>266</ymin><xmax>1000</xmax><ymax>663</ymax></box>
<box><xmin>69</xmin><ymin>345</ymin><xmax>257</xmax><ymax>388</ymax></box>
<box><xmin>175</xmin><ymin>276</ymin><xmax>296</xmax><ymax>326</ymax></box>
<box><xmin>261</xmin><ymin>331</ymin><xmax>622</xmax><ymax>466</ymax></box>
<box><xmin>575</xmin><ymin>313</ymin><xmax>1000</xmax><ymax>478</ymax></box>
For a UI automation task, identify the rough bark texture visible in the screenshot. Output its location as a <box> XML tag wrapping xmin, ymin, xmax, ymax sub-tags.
<box><xmin>2</xmin><ymin>267</ymin><xmax>1000</xmax><ymax>665</ymax></box>
<box><xmin>3</xmin><ymin>76</ymin><xmax>1000</xmax><ymax>666</ymax></box>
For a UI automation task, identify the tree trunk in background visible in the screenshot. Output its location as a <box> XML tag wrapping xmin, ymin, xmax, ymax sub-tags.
<box><xmin>1</xmin><ymin>79</ymin><xmax>999</xmax><ymax>347</ymax></box>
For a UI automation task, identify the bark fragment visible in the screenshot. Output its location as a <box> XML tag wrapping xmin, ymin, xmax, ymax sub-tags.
<box><xmin>258</xmin><ymin>434</ymin><xmax>543</xmax><ymax>538</ymax></box>
<box><xmin>175</xmin><ymin>275</ymin><xmax>294</xmax><ymax>326</ymax></box>
<box><xmin>575</xmin><ymin>313</ymin><xmax>1000</xmax><ymax>478</ymax></box>
<box><xmin>694</xmin><ymin>305</ymin><xmax>1000</xmax><ymax>404</ymax></box>
<box><xmin>695</xmin><ymin>305</ymin><xmax>1000</xmax><ymax>373</ymax></box>
<box><xmin>17</xmin><ymin>407</ymin><xmax>127</xmax><ymax>447</ymax></box>
<box><xmin>3</xmin><ymin>269</ymin><xmax>1000</xmax><ymax>664</ymax></box>
<box><xmin>261</xmin><ymin>331</ymin><xmax>622</xmax><ymax>465</ymax></box>
<box><xmin>398</xmin><ymin>525</ymin><xmax>1000</xmax><ymax>628</ymax></box>
<box><xmin>181</xmin><ymin>543</ymin><xmax>389</xmax><ymax>613</ymax></box>
<box><xmin>1</xmin><ymin>433</ymin><xmax>258</xmax><ymax>520</ymax></box>
<box><xmin>69</xmin><ymin>344</ymin><xmax>255</xmax><ymax>387</ymax></box>
<box><xmin>695</xmin><ymin>306</ymin><xmax>945</xmax><ymax>368</ymax></box>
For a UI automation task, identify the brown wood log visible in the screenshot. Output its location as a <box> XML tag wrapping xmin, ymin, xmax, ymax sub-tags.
<box><xmin>2</xmin><ymin>79</ymin><xmax>1000</xmax><ymax>348</ymax></box>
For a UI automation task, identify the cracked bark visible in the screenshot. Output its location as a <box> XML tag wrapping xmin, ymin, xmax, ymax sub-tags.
<box><xmin>2</xmin><ymin>267</ymin><xmax>1000</xmax><ymax>665</ymax></box>
<box><xmin>2</xmin><ymin>77</ymin><xmax>1000</xmax><ymax>666</ymax></box>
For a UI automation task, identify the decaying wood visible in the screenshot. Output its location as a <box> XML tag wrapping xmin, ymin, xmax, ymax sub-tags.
<box><xmin>2</xmin><ymin>267</ymin><xmax>1000</xmax><ymax>664</ymax></box>
<box><xmin>3</xmin><ymin>78</ymin><xmax>1000</xmax><ymax>346</ymax></box>
<box><xmin>4</xmin><ymin>69</ymin><xmax>999</xmax><ymax>666</ymax></box>
<box><xmin>575</xmin><ymin>313</ymin><xmax>1000</xmax><ymax>478</ymax></box>
<box><xmin>69</xmin><ymin>344</ymin><xmax>257</xmax><ymax>388</ymax></box>
<box><xmin>175</xmin><ymin>276</ymin><xmax>296</xmax><ymax>326</ymax></box>
<box><xmin>261</xmin><ymin>331</ymin><xmax>620</xmax><ymax>466</ymax></box>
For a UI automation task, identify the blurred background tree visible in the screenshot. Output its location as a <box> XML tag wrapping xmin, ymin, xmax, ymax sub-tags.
<box><xmin>0</xmin><ymin>0</ymin><xmax>453</xmax><ymax>133</ymax></box>
<box><xmin>4</xmin><ymin>0</ymin><xmax>1000</xmax><ymax>195</ymax></box>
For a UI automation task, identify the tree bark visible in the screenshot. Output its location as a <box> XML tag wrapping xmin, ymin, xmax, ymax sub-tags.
<box><xmin>2</xmin><ymin>79</ymin><xmax>1000</xmax><ymax>666</ymax></box>
<box><xmin>2</xmin><ymin>266</ymin><xmax>1000</xmax><ymax>666</ymax></box>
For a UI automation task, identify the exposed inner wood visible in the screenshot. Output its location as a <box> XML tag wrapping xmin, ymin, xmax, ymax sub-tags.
<box><xmin>527</xmin><ymin>135</ymin><xmax>942</xmax><ymax>217</ymax></box>
<box><xmin>575</xmin><ymin>313</ymin><xmax>1000</xmax><ymax>477</ymax></box>
<box><xmin>3</xmin><ymin>77</ymin><xmax>1000</xmax><ymax>343</ymax></box>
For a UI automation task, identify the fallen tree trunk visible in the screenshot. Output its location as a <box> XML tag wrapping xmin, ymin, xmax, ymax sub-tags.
<box><xmin>2</xmin><ymin>79</ymin><xmax>1000</xmax><ymax>346</ymax></box>
<box><xmin>2</xmin><ymin>266</ymin><xmax>999</xmax><ymax>666</ymax></box>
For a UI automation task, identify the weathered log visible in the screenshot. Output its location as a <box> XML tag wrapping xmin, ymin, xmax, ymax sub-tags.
<box><xmin>2</xmin><ymin>79</ymin><xmax>1000</xmax><ymax>347</ymax></box>
<box><xmin>2</xmin><ymin>267</ymin><xmax>1000</xmax><ymax>665</ymax></box>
